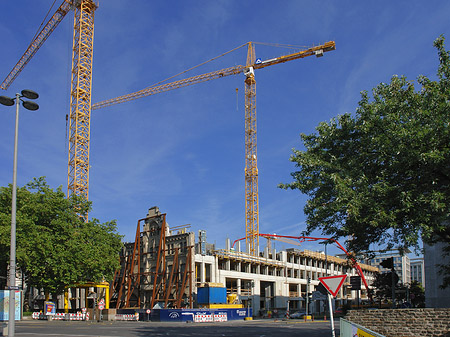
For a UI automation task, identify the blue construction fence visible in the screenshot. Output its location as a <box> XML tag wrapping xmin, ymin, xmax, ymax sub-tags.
<box><xmin>119</xmin><ymin>308</ymin><xmax>252</xmax><ymax>322</ymax></box>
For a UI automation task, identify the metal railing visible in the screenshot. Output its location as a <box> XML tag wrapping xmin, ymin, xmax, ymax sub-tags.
<box><xmin>340</xmin><ymin>318</ymin><xmax>385</xmax><ymax>337</ymax></box>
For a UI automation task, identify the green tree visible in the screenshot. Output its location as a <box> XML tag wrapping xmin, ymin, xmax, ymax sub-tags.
<box><xmin>372</xmin><ymin>271</ymin><xmax>400</xmax><ymax>303</ymax></box>
<box><xmin>372</xmin><ymin>274</ymin><xmax>425</xmax><ymax>308</ymax></box>
<box><xmin>0</xmin><ymin>177</ymin><xmax>123</xmax><ymax>295</ymax></box>
<box><xmin>280</xmin><ymin>36</ymin><xmax>450</xmax><ymax>285</ymax></box>
<box><xmin>409</xmin><ymin>281</ymin><xmax>425</xmax><ymax>307</ymax></box>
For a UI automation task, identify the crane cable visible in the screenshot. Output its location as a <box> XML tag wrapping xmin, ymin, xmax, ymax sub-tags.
<box><xmin>31</xmin><ymin>0</ymin><xmax>59</xmax><ymax>42</ymax></box>
<box><xmin>147</xmin><ymin>43</ymin><xmax>248</xmax><ymax>89</ymax></box>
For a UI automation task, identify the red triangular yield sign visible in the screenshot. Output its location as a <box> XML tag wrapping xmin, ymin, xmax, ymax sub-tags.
<box><xmin>318</xmin><ymin>275</ymin><xmax>347</xmax><ymax>297</ymax></box>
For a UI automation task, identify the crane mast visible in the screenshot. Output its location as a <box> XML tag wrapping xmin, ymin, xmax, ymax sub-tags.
<box><xmin>0</xmin><ymin>0</ymin><xmax>97</xmax><ymax>211</ymax></box>
<box><xmin>244</xmin><ymin>43</ymin><xmax>259</xmax><ymax>255</ymax></box>
<box><xmin>67</xmin><ymin>0</ymin><xmax>96</xmax><ymax>206</ymax></box>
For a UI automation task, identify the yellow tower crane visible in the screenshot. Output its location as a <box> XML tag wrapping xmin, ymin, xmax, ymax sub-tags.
<box><xmin>1</xmin><ymin>1</ymin><xmax>334</xmax><ymax>248</ymax></box>
<box><xmin>1</xmin><ymin>0</ymin><xmax>97</xmax><ymax>210</ymax></box>
<box><xmin>92</xmin><ymin>41</ymin><xmax>336</xmax><ymax>255</ymax></box>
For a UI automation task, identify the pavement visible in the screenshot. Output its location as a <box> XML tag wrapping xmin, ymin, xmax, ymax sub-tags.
<box><xmin>3</xmin><ymin>318</ymin><xmax>340</xmax><ymax>337</ymax></box>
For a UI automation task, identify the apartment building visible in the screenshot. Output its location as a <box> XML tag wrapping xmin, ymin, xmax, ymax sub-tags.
<box><xmin>410</xmin><ymin>258</ymin><xmax>425</xmax><ymax>287</ymax></box>
<box><xmin>368</xmin><ymin>250</ymin><xmax>411</xmax><ymax>285</ymax></box>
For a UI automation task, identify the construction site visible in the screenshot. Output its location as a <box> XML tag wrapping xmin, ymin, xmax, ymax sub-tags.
<box><xmin>103</xmin><ymin>206</ymin><xmax>378</xmax><ymax>319</ymax></box>
<box><xmin>1</xmin><ymin>0</ymin><xmax>380</xmax><ymax>322</ymax></box>
<box><xmin>42</xmin><ymin>204</ymin><xmax>378</xmax><ymax>321</ymax></box>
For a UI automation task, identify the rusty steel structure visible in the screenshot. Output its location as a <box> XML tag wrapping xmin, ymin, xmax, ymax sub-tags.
<box><xmin>109</xmin><ymin>207</ymin><xmax>194</xmax><ymax>309</ymax></box>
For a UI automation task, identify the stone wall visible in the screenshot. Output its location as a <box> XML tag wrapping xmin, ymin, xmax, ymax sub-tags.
<box><xmin>345</xmin><ymin>308</ymin><xmax>450</xmax><ymax>337</ymax></box>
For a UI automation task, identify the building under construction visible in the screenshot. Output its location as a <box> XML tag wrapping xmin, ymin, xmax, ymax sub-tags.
<box><xmin>110</xmin><ymin>206</ymin><xmax>378</xmax><ymax>315</ymax></box>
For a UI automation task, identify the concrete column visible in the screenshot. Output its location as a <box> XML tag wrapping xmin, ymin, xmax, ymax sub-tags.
<box><xmin>237</xmin><ymin>279</ymin><xmax>241</xmax><ymax>295</ymax></box>
<box><xmin>254</xmin><ymin>279</ymin><xmax>260</xmax><ymax>295</ymax></box>
<box><xmin>281</xmin><ymin>251</ymin><xmax>287</xmax><ymax>263</ymax></box>
<box><xmin>214</xmin><ymin>258</ymin><xmax>219</xmax><ymax>284</ymax></box>
<box><xmin>200</xmin><ymin>262</ymin><xmax>206</xmax><ymax>283</ymax></box>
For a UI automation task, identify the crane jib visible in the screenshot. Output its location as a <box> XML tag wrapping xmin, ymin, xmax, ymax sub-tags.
<box><xmin>91</xmin><ymin>41</ymin><xmax>335</xmax><ymax>110</ymax></box>
<box><xmin>0</xmin><ymin>0</ymin><xmax>72</xmax><ymax>90</ymax></box>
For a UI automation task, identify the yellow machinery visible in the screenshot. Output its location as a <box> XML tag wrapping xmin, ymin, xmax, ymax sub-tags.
<box><xmin>64</xmin><ymin>281</ymin><xmax>110</xmax><ymax>313</ymax></box>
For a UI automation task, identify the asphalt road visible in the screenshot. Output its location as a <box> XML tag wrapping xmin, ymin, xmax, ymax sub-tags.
<box><xmin>6</xmin><ymin>319</ymin><xmax>340</xmax><ymax>337</ymax></box>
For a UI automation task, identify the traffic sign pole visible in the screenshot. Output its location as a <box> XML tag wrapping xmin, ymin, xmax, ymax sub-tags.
<box><xmin>98</xmin><ymin>298</ymin><xmax>105</xmax><ymax>321</ymax></box>
<box><xmin>327</xmin><ymin>293</ymin><xmax>336</xmax><ymax>337</ymax></box>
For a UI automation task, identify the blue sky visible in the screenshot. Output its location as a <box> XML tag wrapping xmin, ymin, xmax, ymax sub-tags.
<box><xmin>0</xmin><ymin>1</ymin><xmax>449</xmax><ymax>255</ymax></box>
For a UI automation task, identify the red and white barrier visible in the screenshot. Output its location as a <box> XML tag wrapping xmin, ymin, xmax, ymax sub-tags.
<box><xmin>213</xmin><ymin>313</ymin><xmax>227</xmax><ymax>322</ymax></box>
<box><xmin>194</xmin><ymin>314</ymin><xmax>213</xmax><ymax>323</ymax></box>
<box><xmin>115</xmin><ymin>313</ymin><xmax>139</xmax><ymax>321</ymax></box>
<box><xmin>32</xmin><ymin>312</ymin><xmax>90</xmax><ymax>321</ymax></box>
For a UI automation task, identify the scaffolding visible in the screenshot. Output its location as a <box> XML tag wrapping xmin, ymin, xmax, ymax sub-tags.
<box><xmin>109</xmin><ymin>207</ymin><xmax>194</xmax><ymax>309</ymax></box>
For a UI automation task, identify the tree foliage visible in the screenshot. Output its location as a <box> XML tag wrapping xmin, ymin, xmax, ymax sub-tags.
<box><xmin>372</xmin><ymin>271</ymin><xmax>399</xmax><ymax>303</ymax></box>
<box><xmin>0</xmin><ymin>177</ymin><xmax>123</xmax><ymax>295</ymax></box>
<box><xmin>280</xmin><ymin>36</ymin><xmax>450</xmax><ymax>259</ymax></box>
<box><xmin>372</xmin><ymin>273</ymin><xmax>425</xmax><ymax>308</ymax></box>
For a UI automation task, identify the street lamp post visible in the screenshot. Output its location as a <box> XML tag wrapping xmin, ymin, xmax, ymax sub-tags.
<box><xmin>0</xmin><ymin>89</ymin><xmax>39</xmax><ymax>337</ymax></box>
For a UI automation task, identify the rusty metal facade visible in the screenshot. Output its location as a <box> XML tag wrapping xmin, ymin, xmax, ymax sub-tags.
<box><xmin>110</xmin><ymin>207</ymin><xmax>194</xmax><ymax>309</ymax></box>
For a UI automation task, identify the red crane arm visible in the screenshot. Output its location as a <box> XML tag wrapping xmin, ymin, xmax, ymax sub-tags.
<box><xmin>231</xmin><ymin>233</ymin><xmax>373</xmax><ymax>300</ymax></box>
<box><xmin>0</xmin><ymin>0</ymin><xmax>72</xmax><ymax>90</ymax></box>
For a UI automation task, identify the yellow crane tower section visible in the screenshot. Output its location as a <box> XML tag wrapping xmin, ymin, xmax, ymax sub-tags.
<box><xmin>67</xmin><ymin>0</ymin><xmax>97</xmax><ymax>206</ymax></box>
<box><xmin>244</xmin><ymin>43</ymin><xmax>258</xmax><ymax>255</ymax></box>
<box><xmin>0</xmin><ymin>0</ymin><xmax>97</xmax><ymax>211</ymax></box>
<box><xmin>93</xmin><ymin>41</ymin><xmax>336</xmax><ymax>255</ymax></box>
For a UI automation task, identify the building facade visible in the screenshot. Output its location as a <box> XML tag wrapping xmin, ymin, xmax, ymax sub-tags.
<box><xmin>195</xmin><ymin>241</ymin><xmax>378</xmax><ymax>315</ymax></box>
<box><xmin>367</xmin><ymin>250</ymin><xmax>411</xmax><ymax>285</ymax></box>
<box><xmin>410</xmin><ymin>258</ymin><xmax>425</xmax><ymax>287</ymax></box>
<box><xmin>424</xmin><ymin>241</ymin><xmax>450</xmax><ymax>308</ymax></box>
